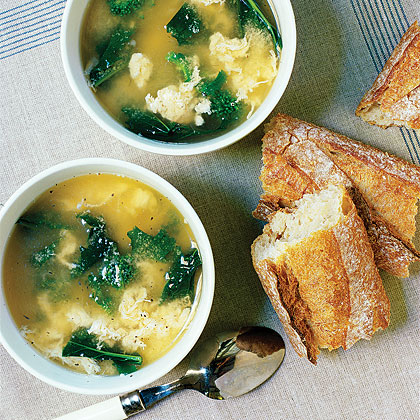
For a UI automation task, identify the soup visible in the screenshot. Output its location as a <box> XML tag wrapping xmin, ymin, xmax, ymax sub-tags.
<box><xmin>3</xmin><ymin>174</ymin><xmax>201</xmax><ymax>375</ymax></box>
<box><xmin>81</xmin><ymin>0</ymin><xmax>281</xmax><ymax>142</ymax></box>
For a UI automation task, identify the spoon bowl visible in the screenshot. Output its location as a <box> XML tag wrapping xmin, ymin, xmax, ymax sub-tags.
<box><xmin>185</xmin><ymin>326</ymin><xmax>286</xmax><ymax>400</ymax></box>
<box><xmin>56</xmin><ymin>326</ymin><xmax>285</xmax><ymax>419</ymax></box>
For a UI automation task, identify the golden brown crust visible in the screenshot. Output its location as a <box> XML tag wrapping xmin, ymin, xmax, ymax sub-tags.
<box><xmin>251</xmin><ymin>191</ymin><xmax>390</xmax><ymax>364</ymax></box>
<box><xmin>356</xmin><ymin>21</ymin><xmax>420</xmax><ymax>129</ymax></box>
<box><xmin>255</xmin><ymin>259</ymin><xmax>319</xmax><ymax>364</ymax></box>
<box><xmin>265</xmin><ymin>114</ymin><xmax>420</xmax><ymax>193</ymax></box>
<box><xmin>331</xmin><ymin>199</ymin><xmax>390</xmax><ymax>347</ymax></box>
<box><xmin>284</xmin><ymin>229</ymin><xmax>350</xmax><ymax>351</ymax></box>
<box><xmin>259</xmin><ymin>113</ymin><xmax>420</xmax><ymax>277</ymax></box>
<box><xmin>260</xmin><ymin>147</ymin><xmax>318</xmax><ymax>206</ymax></box>
<box><xmin>349</xmin><ymin>188</ymin><xmax>420</xmax><ymax>277</ymax></box>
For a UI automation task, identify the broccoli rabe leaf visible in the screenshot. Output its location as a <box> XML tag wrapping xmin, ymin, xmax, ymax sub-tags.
<box><xmin>209</xmin><ymin>90</ymin><xmax>242</xmax><ymax>127</ymax></box>
<box><xmin>35</xmin><ymin>271</ymin><xmax>71</xmax><ymax>302</ymax></box>
<box><xmin>87</xmin><ymin>274</ymin><xmax>116</xmax><ymax>314</ymax></box>
<box><xmin>36</xmin><ymin>271</ymin><xmax>57</xmax><ymax>291</ymax></box>
<box><xmin>87</xmin><ymin>246</ymin><xmax>134</xmax><ymax>312</ymax></box>
<box><xmin>77</xmin><ymin>212</ymin><xmax>104</xmax><ymax>228</ymax></box>
<box><xmin>198</xmin><ymin>71</ymin><xmax>243</xmax><ymax>128</ymax></box>
<box><xmin>161</xmin><ymin>248</ymin><xmax>201</xmax><ymax>302</ymax></box>
<box><xmin>107</xmin><ymin>0</ymin><xmax>144</xmax><ymax>16</ymax></box>
<box><xmin>166</xmin><ymin>3</ymin><xmax>203</xmax><ymax>45</ymax></box>
<box><xmin>166</xmin><ymin>52</ymin><xmax>193</xmax><ymax>82</ymax></box>
<box><xmin>121</xmin><ymin>107</ymin><xmax>206</xmax><ymax>141</ymax></box>
<box><xmin>128</xmin><ymin>227</ymin><xmax>176</xmax><ymax>261</ymax></box>
<box><xmin>31</xmin><ymin>240</ymin><xmax>59</xmax><ymax>267</ymax></box>
<box><xmin>62</xmin><ymin>328</ymin><xmax>142</xmax><ymax>375</ymax></box>
<box><xmin>165</xmin><ymin>55</ymin><xmax>242</xmax><ymax>129</ymax></box>
<box><xmin>231</xmin><ymin>0</ymin><xmax>282</xmax><ymax>52</ymax></box>
<box><xmin>89</xmin><ymin>26</ymin><xmax>135</xmax><ymax>88</ymax></box>
<box><xmin>71</xmin><ymin>213</ymin><xmax>115</xmax><ymax>278</ymax></box>
<box><xmin>17</xmin><ymin>212</ymin><xmax>69</xmax><ymax>230</ymax></box>
<box><xmin>100</xmin><ymin>249</ymin><xmax>135</xmax><ymax>289</ymax></box>
<box><xmin>88</xmin><ymin>243</ymin><xmax>134</xmax><ymax>287</ymax></box>
<box><xmin>198</xmin><ymin>70</ymin><xmax>227</xmax><ymax>96</ymax></box>
<box><xmin>71</xmin><ymin>213</ymin><xmax>134</xmax><ymax>312</ymax></box>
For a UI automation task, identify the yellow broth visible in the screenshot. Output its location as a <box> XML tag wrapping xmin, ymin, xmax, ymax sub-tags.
<box><xmin>3</xmin><ymin>174</ymin><xmax>200</xmax><ymax>375</ymax></box>
<box><xmin>81</xmin><ymin>0</ymin><xmax>280</xmax><ymax>141</ymax></box>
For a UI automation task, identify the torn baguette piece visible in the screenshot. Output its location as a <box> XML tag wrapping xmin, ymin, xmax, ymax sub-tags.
<box><xmin>252</xmin><ymin>185</ymin><xmax>390</xmax><ymax>364</ymax></box>
<box><xmin>356</xmin><ymin>21</ymin><xmax>420</xmax><ymax>129</ymax></box>
<box><xmin>256</xmin><ymin>113</ymin><xmax>420</xmax><ymax>277</ymax></box>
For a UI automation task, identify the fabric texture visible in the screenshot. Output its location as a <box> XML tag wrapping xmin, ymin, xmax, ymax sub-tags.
<box><xmin>0</xmin><ymin>1</ymin><xmax>419</xmax><ymax>419</ymax></box>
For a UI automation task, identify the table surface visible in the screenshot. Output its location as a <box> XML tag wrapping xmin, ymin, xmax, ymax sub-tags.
<box><xmin>1</xmin><ymin>1</ymin><xmax>419</xmax><ymax>419</ymax></box>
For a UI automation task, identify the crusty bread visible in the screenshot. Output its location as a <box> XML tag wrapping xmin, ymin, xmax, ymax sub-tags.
<box><xmin>255</xmin><ymin>113</ymin><xmax>420</xmax><ymax>277</ymax></box>
<box><xmin>356</xmin><ymin>21</ymin><xmax>420</xmax><ymax>129</ymax></box>
<box><xmin>251</xmin><ymin>185</ymin><xmax>390</xmax><ymax>364</ymax></box>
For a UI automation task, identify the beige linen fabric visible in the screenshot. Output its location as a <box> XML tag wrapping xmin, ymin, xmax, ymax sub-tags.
<box><xmin>0</xmin><ymin>0</ymin><xmax>419</xmax><ymax>419</ymax></box>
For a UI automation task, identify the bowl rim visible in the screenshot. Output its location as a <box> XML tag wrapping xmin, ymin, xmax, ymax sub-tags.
<box><xmin>0</xmin><ymin>158</ymin><xmax>215</xmax><ymax>395</ymax></box>
<box><xmin>60</xmin><ymin>0</ymin><xmax>296</xmax><ymax>156</ymax></box>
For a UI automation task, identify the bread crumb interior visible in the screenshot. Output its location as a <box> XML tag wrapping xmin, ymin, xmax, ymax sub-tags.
<box><xmin>254</xmin><ymin>184</ymin><xmax>345</xmax><ymax>263</ymax></box>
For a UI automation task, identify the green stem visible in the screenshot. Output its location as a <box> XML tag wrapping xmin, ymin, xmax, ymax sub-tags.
<box><xmin>67</xmin><ymin>341</ymin><xmax>142</xmax><ymax>362</ymax></box>
<box><xmin>243</xmin><ymin>0</ymin><xmax>282</xmax><ymax>52</ymax></box>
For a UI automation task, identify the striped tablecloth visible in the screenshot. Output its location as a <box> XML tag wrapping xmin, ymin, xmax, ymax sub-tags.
<box><xmin>1</xmin><ymin>1</ymin><xmax>419</xmax><ymax>419</ymax></box>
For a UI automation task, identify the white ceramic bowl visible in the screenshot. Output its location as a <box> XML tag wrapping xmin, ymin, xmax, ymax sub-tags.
<box><xmin>60</xmin><ymin>0</ymin><xmax>296</xmax><ymax>155</ymax></box>
<box><xmin>0</xmin><ymin>158</ymin><xmax>214</xmax><ymax>395</ymax></box>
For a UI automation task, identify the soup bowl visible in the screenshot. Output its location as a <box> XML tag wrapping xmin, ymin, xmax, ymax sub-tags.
<box><xmin>60</xmin><ymin>0</ymin><xmax>296</xmax><ymax>155</ymax></box>
<box><xmin>0</xmin><ymin>158</ymin><xmax>214</xmax><ymax>394</ymax></box>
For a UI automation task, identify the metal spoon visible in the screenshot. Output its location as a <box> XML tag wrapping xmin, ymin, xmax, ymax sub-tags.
<box><xmin>56</xmin><ymin>326</ymin><xmax>285</xmax><ymax>420</ymax></box>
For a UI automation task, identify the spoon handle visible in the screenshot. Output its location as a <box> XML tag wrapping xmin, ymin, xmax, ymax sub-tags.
<box><xmin>54</xmin><ymin>377</ymin><xmax>192</xmax><ymax>420</ymax></box>
<box><xmin>134</xmin><ymin>376</ymin><xmax>192</xmax><ymax>411</ymax></box>
<box><xmin>54</xmin><ymin>396</ymin><xmax>127</xmax><ymax>420</ymax></box>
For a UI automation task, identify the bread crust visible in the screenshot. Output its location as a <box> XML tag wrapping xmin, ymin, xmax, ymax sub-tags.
<box><xmin>355</xmin><ymin>21</ymin><xmax>420</xmax><ymax>129</ymax></box>
<box><xmin>258</xmin><ymin>113</ymin><xmax>420</xmax><ymax>277</ymax></box>
<box><xmin>251</xmin><ymin>190</ymin><xmax>390</xmax><ymax>364</ymax></box>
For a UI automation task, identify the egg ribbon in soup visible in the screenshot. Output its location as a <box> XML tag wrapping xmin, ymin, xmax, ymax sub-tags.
<box><xmin>3</xmin><ymin>174</ymin><xmax>202</xmax><ymax>375</ymax></box>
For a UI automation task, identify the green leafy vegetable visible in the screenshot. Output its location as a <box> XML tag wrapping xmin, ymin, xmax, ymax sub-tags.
<box><xmin>161</xmin><ymin>210</ymin><xmax>181</xmax><ymax>236</ymax></box>
<box><xmin>198</xmin><ymin>70</ymin><xmax>227</xmax><ymax>96</ymax></box>
<box><xmin>231</xmin><ymin>0</ymin><xmax>282</xmax><ymax>52</ymax></box>
<box><xmin>87</xmin><ymin>249</ymin><xmax>134</xmax><ymax>313</ymax></box>
<box><xmin>31</xmin><ymin>240</ymin><xmax>59</xmax><ymax>267</ymax></box>
<box><xmin>17</xmin><ymin>212</ymin><xmax>69</xmax><ymax>230</ymax></box>
<box><xmin>71</xmin><ymin>213</ymin><xmax>134</xmax><ymax>312</ymax></box>
<box><xmin>166</xmin><ymin>52</ymin><xmax>194</xmax><ymax>82</ymax></box>
<box><xmin>165</xmin><ymin>54</ymin><xmax>242</xmax><ymax>130</ymax></box>
<box><xmin>89</xmin><ymin>26</ymin><xmax>135</xmax><ymax>88</ymax></box>
<box><xmin>107</xmin><ymin>0</ymin><xmax>144</xmax><ymax>16</ymax></box>
<box><xmin>71</xmin><ymin>213</ymin><xmax>115</xmax><ymax>278</ymax></box>
<box><xmin>36</xmin><ymin>271</ymin><xmax>56</xmax><ymax>291</ymax></box>
<box><xmin>198</xmin><ymin>71</ymin><xmax>243</xmax><ymax>128</ymax></box>
<box><xmin>100</xmin><ymin>249</ymin><xmax>135</xmax><ymax>289</ymax></box>
<box><xmin>208</xmin><ymin>90</ymin><xmax>242</xmax><ymax>127</ymax></box>
<box><xmin>35</xmin><ymin>271</ymin><xmax>70</xmax><ymax>302</ymax></box>
<box><xmin>121</xmin><ymin>107</ymin><xmax>206</xmax><ymax>141</ymax></box>
<box><xmin>87</xmin><ymin>274</ymin><xmax>116</xmax><ymax>314</ymax></box>
<box><xmin>128</xmin><ymin>227</ymin><xmax>176</xmax><ymax>261</ymax></box>
<box><xmin>29</xmin><ymin>235</ymin><xmax>70</xmax><ymax>301</ymax></box>
<box><xmin>161</xmin><ymin>248</ymin><xmax>201</xmax><ymax>302</ymax></box>
<box><xmin>86</xmin><ymin>242</ymin><xmax>135</xmax><ymax>312</ymax></box>
<box><xmin>62</xmin><ymin>328</ymin><xmax>142</xmax><ymax>374</ymax></box>
<box><xmin>76</xmin><ymin>212</ymin><xmax>103</xmax><ymax>227</ymax></box>
<box><xmin>166</xmin><ymin>3</ymin><xmax>203</xmax><ymax>45</ymax></box>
